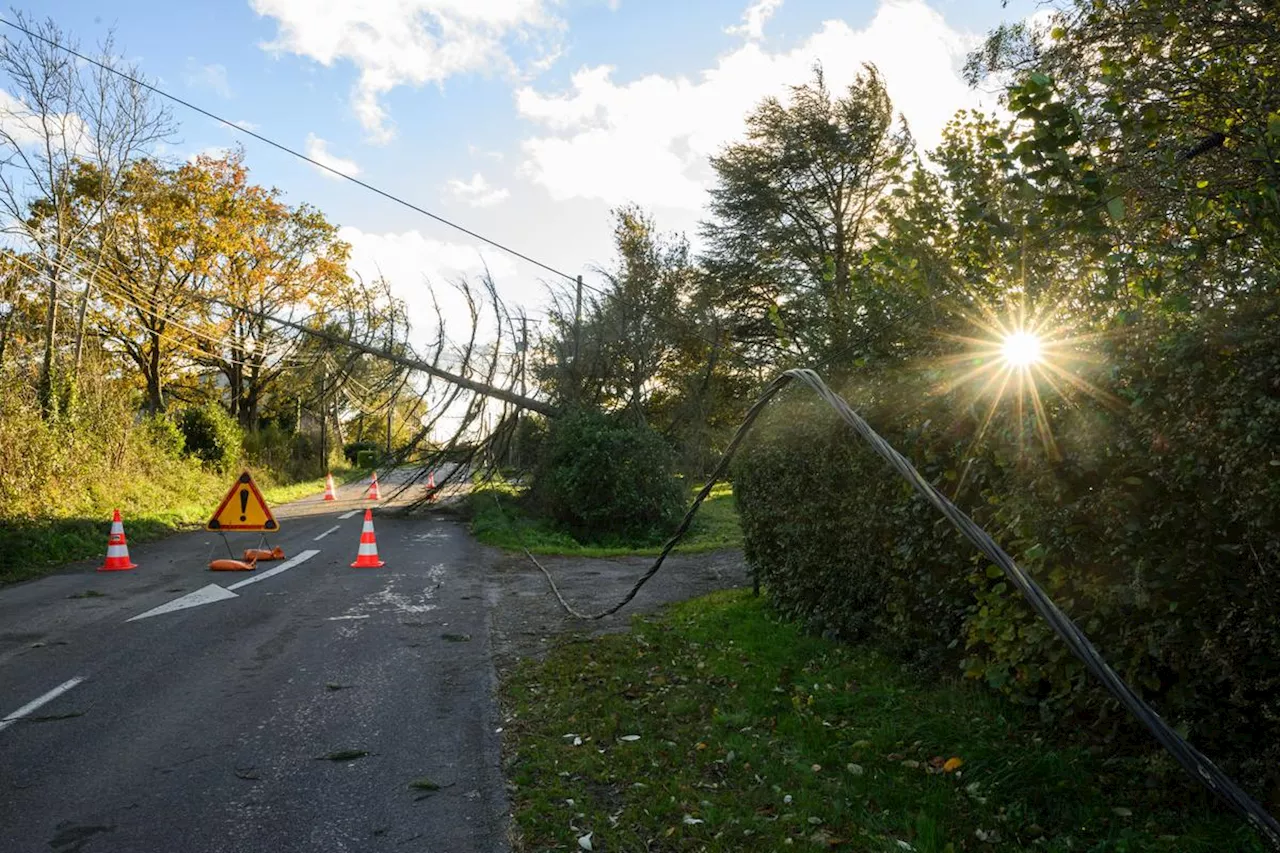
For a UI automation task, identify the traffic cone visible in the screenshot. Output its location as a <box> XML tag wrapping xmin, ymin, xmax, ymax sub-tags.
<box><xmin>322</xmin><ymin>472</ymin><xmax>337</xmax><ymax>501</ymax></box>
<box><xmin>99</xmin><ymin>509</ymin><xmax>137</xmax><ymax>571</ymax></box>
<box><xmin>426</xmin><ymin>470</ymin><xmax>437</xmax><ymax>502</ymax></box>
<box><xmin>350</xmin><ymin>509</ymin><xmax>385</xmax><ymax>568</ymax></box>
<box><xmin>367</xmin><ymin>470</ymin><xmax>382</xmax><ymax>501</ymax></box>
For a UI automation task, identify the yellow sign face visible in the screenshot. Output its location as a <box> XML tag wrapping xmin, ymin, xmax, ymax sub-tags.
<box><xmin>207</xmin><ymin>470</ymin><xmax>278</xmax><ymax>531</ymax></box>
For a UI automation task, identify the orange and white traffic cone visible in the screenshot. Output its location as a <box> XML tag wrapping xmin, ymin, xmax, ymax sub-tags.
<box><xmin>426</xmin><ymin>470</ymin><xmax>437</xmax><ymax>502</ymax></box>
<box><xmin>366</xmin><ymin>470</ymin><xmax>381</xmax><ymax>501</ymax></box>
<box><xmin>99</xmin><ymin>509</ymin><xmax>137</xmax><ymax>571</ymax></box>
<box><xmin>350</xmin><ymin>509</ymin><xmax>385</xmax><ymax>568</ymax></box>
<box><xmin>322</xmin><ymin>472</ymin><xmax>337</xmax><ymax>501</ymax></box>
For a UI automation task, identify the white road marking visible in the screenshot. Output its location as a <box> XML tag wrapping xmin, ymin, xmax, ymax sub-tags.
<box><xmin>226</xmin><ymin>549</ymin><xmax>320</xmax><ymax>592</ymax></box>
<box><xmin>0</xmin><ymin>677</ymin><xmax>85</xmax><ymax>732</ymax></box>
<box><xmin>127</xmin><ymin>584</ymin><xmax>238</xmax><ymax>622</ymax></box>
<box><xmin>326</xmin><ymin>614</ymin><xmax>369</xmax><ymax>621</ymax></box>
<box><xmin>337</xmin><ymin>510</ymin><xmax>359</xmax><ymax>519</ymax></box>
<box><xmin>314</xmin><ymin>525</ymin><xmax>341</xmax><ymax>541</ymax></box>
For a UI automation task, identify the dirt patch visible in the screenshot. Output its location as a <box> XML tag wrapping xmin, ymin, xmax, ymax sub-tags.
<box><xmin>484</xmin><ymin>546</ymin><xmax>751</xmax><ymax>672</ymax></box>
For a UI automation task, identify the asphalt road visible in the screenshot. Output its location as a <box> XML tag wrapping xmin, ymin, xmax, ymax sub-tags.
<box><xmin>0</xmin><ymin>473</ymin><xmax>508</xmax><ymax>853</ymax></box>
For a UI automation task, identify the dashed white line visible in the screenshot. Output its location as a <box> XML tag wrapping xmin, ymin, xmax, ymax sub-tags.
<box><xmin>226</xmin><ymin>549</ymin><xmax>320</xmax><ymax>591</ymax></box>
<box><xmin>314</xmin><ymin>525</ymin><xmax>341</xmax><ymax>541</ymax></box>
<box><xmin>337</xmin><ymin>510</ymin><xmax>359</xmax><ymax>520</ymax></box>
<box><xmin>0</xmin><ymin>677</ymin><xmax>85</xmax><ymax>732</ymax></box>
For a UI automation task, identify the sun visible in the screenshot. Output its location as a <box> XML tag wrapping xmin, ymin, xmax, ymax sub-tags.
<box><xmin>932</xmin><ymin>300</ymin><xmax>1114</xmax><ymax>470</ymax></box>
<box><xmin>1001</xmin><ymin>330</ymin><xmax>1043</xmax><ymax>368</ymax></box>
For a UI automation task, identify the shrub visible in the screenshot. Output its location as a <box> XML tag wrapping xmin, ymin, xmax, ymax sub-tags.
<box><xmin>177</xmin><ymin>404</ymin><xmax>243</xmax><ymax>471</ymax></box>
<box><xmin>734</xmin><ymin>298</ymin><xmax>1280</xmax><ymax>799</ymax></box>
<box><xmin>343</xmin><ymin>440</ymin><xmax>381</xmax><ymax>466</ymax></box>
<box><xmin>140</xmin><ymin>413</ymin><xmax>186</xmax><ymax>459</ymax></box>
<box><xmin>532</xmin><ymin>410</ymin><xmax>684</xmax><ymax>543</ymax></box>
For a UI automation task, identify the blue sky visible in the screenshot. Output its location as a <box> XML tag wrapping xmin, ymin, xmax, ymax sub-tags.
<box><xmin>21</xmin><ymin>0</ymin><xmax>1044</xmax><ymax>342</ymax></box>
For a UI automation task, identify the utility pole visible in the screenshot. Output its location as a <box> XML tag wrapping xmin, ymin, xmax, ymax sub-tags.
<box><xmin>520</xmin><ymin>315</ymin><xmax>529</xmax><ymax>400</ymax></box>
<box><xmin>513</xmin><ymin>316</ymin><xmax>529</xmax><ymax>469</ymax></box>
<box><xmin>319</xmin><ymin>362</ymin><xmax>328</xmax><ymax>474</ymax></box>
<box><xmin>387</xmin><ymin>383</ymin><xmax>397</xmax><ymax>457</ymax></box>
<box><xmin>572</xmin><ymin>274</ymin><xmax>583</xmax><ymax>403</ymax></box>
<box><xmin>386</xmin><ymin>318</ymin><xmax>396</xmax><ymax>458</ymax></box>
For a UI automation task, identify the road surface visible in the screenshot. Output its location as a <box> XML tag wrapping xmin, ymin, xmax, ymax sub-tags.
<box><xmin>0</xmin><ymin>472</ymin><xmax>507</xmax><ymax>853</ymax></box>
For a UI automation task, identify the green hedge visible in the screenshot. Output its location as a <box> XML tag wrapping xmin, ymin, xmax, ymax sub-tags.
<box><xmin>734</xmin><ymin>299</ymin><xmax>1280</xmax><ymax>802</ymax></box>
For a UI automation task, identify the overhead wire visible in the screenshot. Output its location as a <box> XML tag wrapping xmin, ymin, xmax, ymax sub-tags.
<box><xmin>12</xmin><ymin>244</ymin><xmax>317</xmax><ymax>370</ymax></box>
<box><xmin>3</xmin><ymin>250</ymin><xmax>317</xmax><ymax>374</ymax></box>
<box><xmin>2</xmin><ymin>10</ymin><xmax>1219</xmax><ymax>396</ymax></box>
<box><xmin>0</xmin><ymin>15</ymin><xmax>580</xmax><ymax>287</ymax></box>
<box><xmin>0</xmin><ymin>14</ymin><xmax>788</xmax><ymax>377</ymax></box>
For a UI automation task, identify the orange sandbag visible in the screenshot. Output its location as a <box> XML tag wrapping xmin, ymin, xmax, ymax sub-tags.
<box><xmin>209</xmin><ymin>558</ymin><xmax>256</xmax><ymax>572</ymax></box>
<box><xmin>242</xmin><ymin>546</ymin><xmax>285</xmax><ymax>562</ymax></box>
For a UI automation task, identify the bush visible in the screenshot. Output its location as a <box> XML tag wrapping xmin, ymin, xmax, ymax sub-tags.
<box><xmin>734</xmin><ymin>298</ymin><xmax>1280</xmax><ymax>800</ymax></box>
<box><xmin>343</xmin><ymin>440</ymin><xmax>381</xmax><ymax>466</ymax></box>
<box><xmin>532</xmin><ymin>410</ymin><xmax>684</xmax><ymax>543</ymax></box>
<box><xmin>140</xmin><ymin>413</ymin><xmax>185</xmax><ymax>458</ymax></box>
<box><xmin>177</xmin><ymin>404</ymin><xmax>243</xmax><ymax>471</ymax></box>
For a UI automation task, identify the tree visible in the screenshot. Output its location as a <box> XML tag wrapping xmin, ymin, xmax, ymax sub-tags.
<box><xmin>536</xmin><ymin>205</ymin><xmax>701</xmax><ymax>422</ymax></box>
<box><xmin>0</xmin><ymin>12</ymin><xmax>173</xmax><ymax>414</ymax></box>
<box><xmin>700</xmin><ymin>64</ymin><xmax>913</xmax><ymax>368</ymax></box>
<box><xmin>193</xmin><ymin>151</ymin><xmax>351</xmax><ymax>429</ymax></box>
<box><xmin>81</xmin><ymin>158</ymin><xmax>217</xmax><ymax>413</ymax></box>
<box><xmin>965</xmin><ymin>0</ymin><xmax>1280</xmax><ymax>307</ymax></box>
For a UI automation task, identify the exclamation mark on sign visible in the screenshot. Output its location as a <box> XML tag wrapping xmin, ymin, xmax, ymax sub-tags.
<box><xmin>239</xmin><ymin>489</ymin><xmax>249</xmax><ymax>522</ymax></box>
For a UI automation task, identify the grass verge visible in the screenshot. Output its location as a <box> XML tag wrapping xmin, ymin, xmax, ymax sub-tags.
<box><xmin>470</xmin><ymin>481</ymin><xmax>742</xmax><ymax>557</ymax></box>
<box><xmin>0</xmin><ymin>465</ymin><xmax>356</xmax><ymax>586</ymax></box>
<box><xmin>502</xmin><ymin>590</ymin><xmax>1264</xmax><ymax>852</ymax></box>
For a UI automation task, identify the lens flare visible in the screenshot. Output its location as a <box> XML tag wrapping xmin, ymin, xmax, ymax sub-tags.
<box><xmin>933</xmin><ymin>301</ymin><xmax>1115</xmax><ymax>474</ymax></box>
<box><xmin>1002</xmin><ymin>331</ymin><xmax>1043</xmax><ymax>368</ymax></box>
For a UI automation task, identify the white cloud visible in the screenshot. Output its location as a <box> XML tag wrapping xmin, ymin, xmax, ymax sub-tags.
<box><xmin>726</xmin><ymin>0</ymin><xmax>784</xmax><ymax>40</ymax></box>
<box><xmin>340</xmin><ymin>225</ymin><xmax>519</xmax><ymax>347</ymax></box>
<box><xmin>251</xmin><ymin>0</ymin><xmax>562</xmax><ymax>144</ymax></box>
<box><xmin>0</xmin><ymin>89</ymin><xmax>94</xmax><ymax>157</ymax></box>
<box><xmin>185</xmin><ymin>60</ymin><xmax>233</xmax><ymax>99</ymax></box>
<box><xmin>305</xmin><ymin>133</ymin><xmax>361</xmax><ymax>178</ymax></box>
<box><xmin>187</xmin><ymin>145</ymin><xmax>232</xmax><ymax>163</ymax></box>
<box><xmin>517</xmin><ymin>0</ymin><xmax>990</xmax><ymax>210</ymax></box>
<box><xmin>234</xmin><ymin>119</ymin><xmax>260</xmax><ymax>131</ymax></box>
<box><xmin>468</xmin><ymin>144</ymin><xmax>505</xmax><ymax>161</ymax></box>
<box><xmin>445</xmin><ymin>172</ymin><xmax>510</xmax><ymax>207</ymax></box>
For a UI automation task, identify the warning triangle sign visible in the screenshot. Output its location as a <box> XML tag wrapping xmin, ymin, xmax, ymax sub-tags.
<box><xmin>207</xmin><ymin>470</ymin><xmax>278</xmax><ymax>531</ymax></box>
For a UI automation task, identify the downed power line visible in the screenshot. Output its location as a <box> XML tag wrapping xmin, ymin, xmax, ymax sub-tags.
<box><xmin>527</xmin><ymin>368</ymin><xmax>1280</xmax><ymax>849</ymax></box>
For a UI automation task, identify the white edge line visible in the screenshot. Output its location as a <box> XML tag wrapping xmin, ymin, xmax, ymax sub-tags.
<box><xmin>314</xmin><ymin>525</ymin><xmax>341</xmax><ymax>541</ymax></box>
<box><xmin>226</xmin><ymin>549</ymin><xmax>320</xmax><ymax>592</ymax></box>
<box><xmin>337</xmin><ymin>510</ymin><xmax>359</xmax><ymax>520</ymax></box>
<box><xmin>0</xmin><ymin>677</ymin><xmax>85</xmax><ymax>732</ymax></box>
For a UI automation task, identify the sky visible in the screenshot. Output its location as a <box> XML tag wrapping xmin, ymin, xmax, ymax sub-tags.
<box><xmin>17</xmin><ymin>0</ymin><xmax>1044</xmax><ymax>348</ymax></box>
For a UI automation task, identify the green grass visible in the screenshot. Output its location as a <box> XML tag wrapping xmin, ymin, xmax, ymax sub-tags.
<box><xmin>469</xmin><ymin>481</ymin><xmax>743</xmax><ymax>557</ymax></box>
<box><xmin>0</xmin><ymin>465</ymin><xmax>356</xmax><ymax>586</ymax></box>
<box><xmin>502</xmin><ymin>590</ymin><xmax>1266</xmax><ymax>852</ymax></box>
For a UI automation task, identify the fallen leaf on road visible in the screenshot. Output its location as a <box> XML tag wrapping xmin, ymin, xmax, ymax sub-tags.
<box><xmin>317</xmin><ymin>749</ymin><xmax>369</xmax><ymax>761</ymax></box>
<box><xmin>943</xmin><ymin>757</ymin><xmax>964</xmax><ymax>772</ymax></box>
<box><xmin>577</xmin><ymin>832</ymin><xmax>593</xmax><ymax>850</ymax></box>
